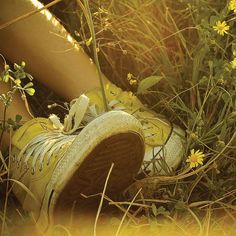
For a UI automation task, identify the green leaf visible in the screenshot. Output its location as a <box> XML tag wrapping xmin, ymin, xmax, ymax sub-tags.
<box><xmin>23</xmin><ymin>82</ymin><xmax>34</xmax><ymax>89</ymax></box>
<box><xmin>137</xmin><ymin>76</ymin><xmax>163</xmax><ymax>94</ymax></box>
<box><xmin>13</xmin><ymin>63</ymin><xmax>21</xmax><ymax>70</ymax></box>
<box><xmin>15</xmin><ymin>114</ymin><xmax>22</xmax><ymax>123</ymax></box>
<box><xmin>156</xmin><ymin>206</ymin><xmax>170</xmax><ymax>216</ymax></box>
<box><xmin>232</xmin><ymin>43</ymin><xmax>236</xmax><ymax>56</ymax></box>
<box><xmin>2</xmin><ymin>74</ymin><xmax>10</xmax><ymax>83</ymax></box>
<box><xmin>25</xmin><ymin>88</ymin><xmax>35</xmax><ymax>96</ymax></box>
<box><xmin>151</xmin><ymin>204</ymin><xmax>170</xmax><ymax>216</ymax></box>
<box><xmin>25</xmin><ymin>73</ymin><xmax>33</xmax><ymax>81</ymax></box>
<box><xmin>219</xmin><ymin>122</ymin><xmax>228</xmax><ymax>141</ymax></box>
<box><xmin>151</xmin><ymin>203</ymin><xmax>158</xmax><ymax>216</ymax></box>
<box><xmin>14</xmin><ymin>71</ymin><xmax>26</xmax><ymax>79</ymax></box>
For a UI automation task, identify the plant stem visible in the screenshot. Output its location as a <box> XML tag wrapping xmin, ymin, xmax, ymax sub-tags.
<box><xmin>83</xmin><ymin>0</ymin><xmax>109</xmax><ymax>112</ymax></box>
<box><xmin>1</xmin><ymin>127</ymin><xmax>12</xmax><ymax>236</ymax></box>
<box><xmin>0</xmin><ymin>105</ymin><xmax>7</xmax><ymax>147</ymax></box>
<box><xmin>0</xmin><ymin>0</ymin><xmax>62</xmax><ymax>30</ymax></box>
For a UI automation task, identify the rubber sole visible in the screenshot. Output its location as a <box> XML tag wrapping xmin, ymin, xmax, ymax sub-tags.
<box><xmin>34</xmin><ymin>111</ymin><xmax>145</xmax><ymax>232</ymax></box>
<box><xmin>53</xmin><ymin>131</ymin><xmax>144</xmax><ymax>224</ymax></box>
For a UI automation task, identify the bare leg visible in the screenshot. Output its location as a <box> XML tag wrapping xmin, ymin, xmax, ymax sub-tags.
<box><xmin>0</xmin><ymin>81</ymin><xmax>31</xmax><ymax>150</ymax></box>
<box><xmin>0</xmin><ymin>0</ymin><xmax>109</xmax><ymax>101</ymax></box>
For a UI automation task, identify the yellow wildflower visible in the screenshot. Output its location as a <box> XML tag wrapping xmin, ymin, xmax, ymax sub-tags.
<box><xmin>14</xmin><ymin>79</ymin><xmax>21</xmax><ymax>85</ymax></box>
<box><xmin>186</xmin><ymin>149</ymin><xmax>204</xmax><ymax>168</ymax></box>
<box><xmin>129</xmin><ymin>79</ymin><xmax>137</xmax><ymax>85</ymax></box>
<box><xmin>213</xmin><ymin>21</ymin><xmax>230</xmax><ymax>36</ymax></box>
<box><xmin>229</xmin><ymin>0</ymin><xmax>236</xmax><ymax>13</ymax></box>
<box><xmin>127</xmin><ymin>73</ymin><xmax>137</xmax><ymax>85</ymax></box>
<box><xmin>127</xmin><ymin>72</ymin><xmax>133</xmax><ymax>81</ymax></box>
<box><xmin>231</xmin><ymin>58</ymin><xmax>236</xmax><ymax>69</ymax></box>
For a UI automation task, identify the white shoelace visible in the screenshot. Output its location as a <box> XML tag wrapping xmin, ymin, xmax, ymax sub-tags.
<box><xmin>88</xmin><ymin>97</ymin><xmax>169</xmax><ymax>140</ymax></box>
<box><xmin>17</xmin><ymin>132</ymin><xmax>76</xmax><ymax>174</ymax></box>
<box><xmin>16</xmin><ymin>94</ymin><xmax>132</xmax><ymax>174</ymax></box>
<box><xmin>15</xmin><ymin>92</ymin><xmax>169</xmax><ymax>174</ymax></box>
<box><xmin>16</xmin><ymin>94</ymin><xmax>92</xmax><ymax>174</ymax></box>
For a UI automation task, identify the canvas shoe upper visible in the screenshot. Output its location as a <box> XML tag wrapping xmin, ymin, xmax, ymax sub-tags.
<box><xmin>85</xmin><ymin>82</ymin><xmax>186</xmax><ymax>175</ymax></box>
<box><xmin>9</xmin><ymin>94</ymin><xmax>145</xmax><ymax>232</ymax></box>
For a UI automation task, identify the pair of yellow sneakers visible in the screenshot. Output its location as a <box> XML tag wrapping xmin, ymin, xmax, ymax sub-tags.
<box><xmin>10</xmin><ymin>82</ymin><xmax>185</xmax><ymax>232</ymax></box>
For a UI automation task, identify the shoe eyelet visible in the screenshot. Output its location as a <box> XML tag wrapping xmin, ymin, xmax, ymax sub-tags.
<box><xmin>31</xmin><ymin>168</ymin><xmax>35</xmax><ymax>175</ymax></box>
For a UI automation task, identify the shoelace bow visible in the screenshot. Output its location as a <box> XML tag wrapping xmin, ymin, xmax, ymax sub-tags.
<box><xmin>17</xmin><ymin>94</ymin><xmax>94</xmax><ymax>174</ymax></box>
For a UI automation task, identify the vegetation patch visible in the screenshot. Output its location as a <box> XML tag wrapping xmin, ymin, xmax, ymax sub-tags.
<box><xmin>1</xmin><ymin>0</ymin><xmax>236</xmax><ymax>235</ymax></box>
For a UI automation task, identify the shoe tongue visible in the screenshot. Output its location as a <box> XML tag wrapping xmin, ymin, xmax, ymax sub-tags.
<box><xmin>85</xmin><ymin>83</ymin><xmax>172</xmax><ymax>146</ymax></box>
<box><xmin>12</xmin><ymin>118</ymin><xmax>53</xmax><ymax>150</ymax></box>
<box><xmin>85</xmin><ymin>82</ymin><xmax>142</xmax><ymax>111</ymax></box>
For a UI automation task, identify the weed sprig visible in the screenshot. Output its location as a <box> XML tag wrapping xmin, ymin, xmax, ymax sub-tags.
<box><xmin>56</xmin><ymin>0</ymin><xmax>236</xmax><ymax>232</ymax></box>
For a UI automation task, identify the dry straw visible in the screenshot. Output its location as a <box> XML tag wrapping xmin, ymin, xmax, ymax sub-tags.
<box><xmin>1</xmin><ymin>0</ymin><xmax>236</xmax><ymax>235</ymax></box>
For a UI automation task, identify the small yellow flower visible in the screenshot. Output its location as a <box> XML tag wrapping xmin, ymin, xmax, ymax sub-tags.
<box><xmin>127</xmin><ymin>72</ymin><xmax>133</xmax><ymax>81</ymax></box>
<box><xmin>127</xmin><ymin>73</ymin><xmax>137</xmax><ymax>85</ymax></box>
<box><xmin>14</xmin><ymin>79</ymin><xmax>21</xmax><ymax>85</ymax></box>
<box><xmin>231</xmin><ymin>58</ymin><xmax>236</xmax><ymax>69</ymax></box>
<box><xmin>229</xmin><ymin>0</ymin><xmax>236</xmax><ymax>13</ymax></box>
<box><xmin>129</xmin><ymin>79</ymin><xmax>137</xmax><ymax>85</ymax></box>
<box><xmin>186</xmin><ymin>149</ymin><xmax>204</xmax><ymax>168</ymax></box>
<box><xmin>213</xmin><ymin>21</ymin><xmax>230</xmax><ymax>36</ymax></box>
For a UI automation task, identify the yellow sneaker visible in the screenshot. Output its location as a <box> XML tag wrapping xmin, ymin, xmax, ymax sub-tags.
<box><xmin>85</xmin><ymin>83</ymin><xmax>186</xmax><ymax>175</ymax></box>
<box><xmin>10</xmin><ymin>94</ymin><xmax>144</xmax><ymax>232</ymax></box>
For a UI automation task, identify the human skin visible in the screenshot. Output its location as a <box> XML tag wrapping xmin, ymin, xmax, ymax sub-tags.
<box><xmin>0</xmin><ymin>0</ymin><xmax>109</xmax><ymax>102</ymax></box>
<box><xmin>0</xmin><ymin>0</ymin><xmax>109</xmax><ymax>149</ymax></box>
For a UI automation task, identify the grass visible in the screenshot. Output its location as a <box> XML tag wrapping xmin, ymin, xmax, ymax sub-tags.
<box><xmin>1</xmin><ymin>0</ymin><xmax>236</xmax><ymax>235</ymax></box>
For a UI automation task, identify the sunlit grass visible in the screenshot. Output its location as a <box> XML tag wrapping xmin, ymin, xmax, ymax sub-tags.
<box><xmin>1</xmin><ymin>0</ymin><xmax>236</xmax><ymax>235</ymax></box>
